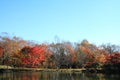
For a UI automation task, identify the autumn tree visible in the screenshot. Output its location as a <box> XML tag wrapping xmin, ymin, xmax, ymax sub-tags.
<box><xmin>42</xmin><ymin>44</ymin><xmax>53</xmax><ymax>68</ymax></box>
<box><xmin>48</xmin><ymin>43</ymin><xmax>65</xmax><ymax>68</ymax></box>
<box><xmin>74</xmin><ymin>40</ymin><xmax>101</xmax><ymax>68</ymax></box>
<box><xmin>103</xmin><ymin>52</ymin><xmax>120</xmax><ymax>71</ymax></box>
<box><xmin>100</xmin><ymin>43</ymin><xmax>120</xmax><ymax>54</ymax></box>
<box><xmin>0</xmin><ymin>33</ymin><xmax>27</xmax><ymax>66</ymax></box>
<box><xmin>63</xmin><ymin>42</ymin><xmax>76</xmax><ymax>68</ymax></box>
<box><xmin>20</xmin><ymin>44</ymin><xmax>50</xmax><ymax>68</ymax></box>
<box><xmin>48</xmin><ymin>42</ymin><xmax>75</xmax><ymax>68</ymax></box>
<box><xmin>0</xmin><ymin>46</ymin><xmax>3</xmax><ymax>64</ymax></box>
<box><xmin>0</xmin><ymin>46</ymin><xmax>2</xmax><ymax>57</ymax></box>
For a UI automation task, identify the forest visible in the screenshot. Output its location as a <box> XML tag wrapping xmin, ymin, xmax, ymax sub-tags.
<box><xmin>0</xmin><ymin>33</ymin><xmax>120</xmax><ymax>71</ymax></box>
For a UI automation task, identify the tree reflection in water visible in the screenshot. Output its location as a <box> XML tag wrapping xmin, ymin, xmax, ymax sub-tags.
<box><xmin>0</xmin><ymin>71</ymin><xmax>120</xmax><ymax>80</ymax></box>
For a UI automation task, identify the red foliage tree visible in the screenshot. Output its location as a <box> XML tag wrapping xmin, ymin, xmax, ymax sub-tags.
<box><xmin>103</xmin><ymin>52</ymin><xmax>120</xmax><ymax>70</ymax></box>
<box><xmin>105</xmin><ymin>52</ymin><xmax>120</xmax><ymax>64</ymax></box>
<box><xmin>20</xmin><ymin>45</ymin><xmax>47</xmax><ymax>68</ymax></box>
<box><xmin>0</xmin><ymin>46</ymin><xmax>2</xmax><ymax>57</ymax></box>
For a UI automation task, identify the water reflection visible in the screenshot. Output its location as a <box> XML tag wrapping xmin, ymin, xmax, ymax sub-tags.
<box><xmin>0</xmin><ymin>71</ymin><xmax>120</xmax><ymax>80</ymax></box>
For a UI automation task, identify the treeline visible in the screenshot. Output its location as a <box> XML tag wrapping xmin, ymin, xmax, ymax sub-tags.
<box><xmin>0</xmin><ymin>33</ymin><xmax>120</xmax><ymax>70</ymax></box>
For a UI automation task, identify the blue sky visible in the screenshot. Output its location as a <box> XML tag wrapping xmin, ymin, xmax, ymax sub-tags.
<box><xmin>0</xmin><ymin>0</ymin><xmax>120</xmax><ymax>45</ymax></box>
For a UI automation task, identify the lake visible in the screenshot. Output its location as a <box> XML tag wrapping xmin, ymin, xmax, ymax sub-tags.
<box><xmin>0</xmin><ymin>71</ymin><xmax>120</xmax><ymax>80</ymax></box>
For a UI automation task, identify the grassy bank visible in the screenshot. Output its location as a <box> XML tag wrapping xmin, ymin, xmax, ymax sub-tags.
<box><xmin>0</xmin><ymin>65</ymin><xmax>85</xmax><ymax>72</ymax></box>
<box><xmin>11</xmin><ymin>68</ymin><xmax>84</xmax><ymax>72</ymax></box>
<box><xmin>0</xmin><ymin>65</ymin><xmax>13</xmax><ymax>69</ymax></box>
<box><xmin>0</xmin><ymin>65</ymin><xmax>102</xmax><ymax>73</ymax></box>
<box><xmin>0</xmin><ymin>65</ymin><xmax>112</xmax><ymax>73</ymax></box>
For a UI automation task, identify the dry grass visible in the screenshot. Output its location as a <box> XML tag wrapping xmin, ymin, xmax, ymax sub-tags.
<box><xmin>0</xmin><ymin>65</ymin><xmax>84</xmax><ymax>72</ymax></box>
<box><xmin>0</xmin><ymin>65</ymin><xmax>13</xmax><ymax>69</ymax></box>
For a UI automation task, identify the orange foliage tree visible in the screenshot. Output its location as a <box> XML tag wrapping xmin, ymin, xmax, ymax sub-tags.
<box><xmin>0</xmin><ymin>33</ymin><xmax>27</xmax><ymax>65</ymax></box>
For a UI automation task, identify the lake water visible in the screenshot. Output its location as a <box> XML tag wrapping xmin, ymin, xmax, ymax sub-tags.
<box><xmin>0</xmin><ymin>71</ymin><xmax>120</xmax><ymax>80</ymax></box>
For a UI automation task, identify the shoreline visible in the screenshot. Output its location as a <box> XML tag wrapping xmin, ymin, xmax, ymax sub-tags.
<box><xmin>0</xmin><ymin>66</ymin><xmax>102</xmax><ymax>73</ymax></box>
<box><xmin>0</xmin><ymin>65</ymin><xmax>119</xmax><ymax>74</ymax></box>
<box><xmin>0</xmin><ymin>68</ymin><xmax>84</xmax><ymax>72</ymax></box>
